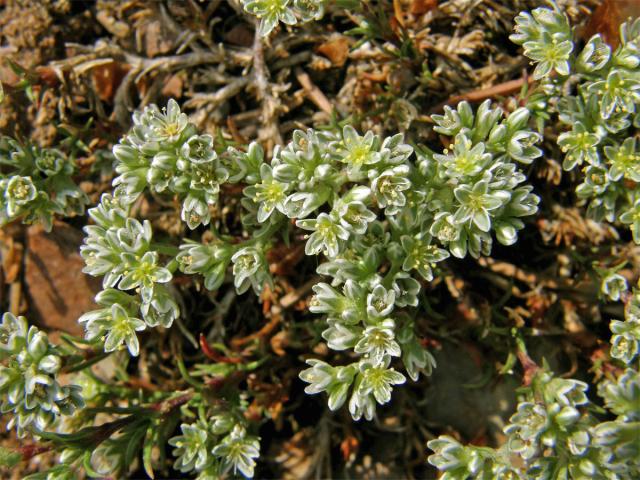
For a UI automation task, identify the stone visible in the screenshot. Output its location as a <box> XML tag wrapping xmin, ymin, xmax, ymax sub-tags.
<box><xmin>24</xmin><ymin>221</ymin><xmax>101</xmax><ymax>336</ymax></box>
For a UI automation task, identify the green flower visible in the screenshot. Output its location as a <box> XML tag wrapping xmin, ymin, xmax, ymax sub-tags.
<box><xmin>335</xmin><ymin>125</ymin><xmax>380</xmax><ymax>176</ymax></box>
<box><xmin>309</xmin><ymin>280</ymin><xmax>364</xmax><ymax>324</ymax></box>
<box><xmin>430</xmin><ymin>212</ymin><xmax>461</xmax><ymax>243</ymax></box>
<box><xmin>0</xmin><ymin>311</ymin><xmax>28</xmax><ymax>353</ymax></box>
<box><xmin>401</xmin><ymin>235</ymin><xmax>450</xmax><ymax>281</ymax></box>
<box><xmin>244</xmin><ymin>164</ymin><xmax>289</xmax><ymax>222</ymax></box>
<box><xmin>453</xmin><ymin>180</ymin><xmax>508</xmax><ymax>232</ymax></box>
<box><xmin>211</xmin><ymin>425</ymin><xmax>260</xmax><ymax>478</ymax></box>
<box><xmin>349</xmin><ymin>361</ymin><xmax>406</xmax><ymax>421</ymax></box>
<box><xmin>102</xmin><ymin>304</ymin><xmax>146</xmax><ymax>356</ymax></box>
<box><xmin>526</xmin><ymin>34</ymin><xmax>573</xmax><ymax>78</ymax></box>
<box><xmin>118</xmin><ymin>251</ymin><xmax>172</xmax><ymax>302</ymax></box>
<box><xmin>620</xmin><ymin>202</ymin><xmax>640</xmax><ymax>244</ymax></box>
<box><xmin>231</xmin><ymin>246</ymin><xmax>270</xmax><ymax>295</ymax></box>
<box><xmin>140</xmin><ymin>284</ymin><xmax>179</xmax><ymax>328</ymax></box>
<box><xmin>283</xmin><ymin>189</ymin><xmax>331</xmax><ymax>219</ymax></box>
<box><xmin>322</xmin><ymin>320</ymin><xmax>361</xmax><ymax>351</ymax></box>
<box><xmin>510</xmin><ymin>5</ymin><xmax>573</xmax><ymax>79</ymax></box>
<box><xmin>588</xmin><ymin>70</ymin><xmax>640</xmax><ymax>119</ymax></box>
<box><xmin>366</xmin><ymin>284</ymin><xmax>396</xmax><ymax>318</ymax></box>
<box><xmin>599</xmin><ymin>370</ymin><xmax>640</xmax><ymax>421</ymax></box>
<box><xmin>178</xmin><ymin>241</ymin><xmax>231</xmax><ymax>291</ymax></box>
<box><xmin>181</xmin><ymin>193</ymin><xmax>211</xmax><ymax>230</ymax></box>
<box><xmin>189</xmin><ymin>161</ymin><xmax>229</xmax><ymax>199</ymax></box>
<box><xmin>604</xmin><ymin>137</ymin><xmax>640</xmax><ymax>182</ymax></box>
<box><xmin>293</xmin><ymin>0</ymin><xmax>325</xmax><ymax>22</ymax></box>
<box><xmin>243</xmin><ymin>0</ymin><xmax>297</xmax><ymax>37</ymax></box>
<box><xmin>610</xmin><ymin>318</ymin><xmax>640</xmax><ymax>364</ymax></box>
<box><xmin>558</xmin><ymin>123</ymin><xmax>600</xmax><ymax>170</ymax></box>
<box><xmin>299</xmin><ymin>360</ymin><xmax>357</xmax><ymax>411</ymax></box>
<box><xmin>354</xmin><ymin>319</ymin><xmax>401</xmax><ymax>365</ymax></box>
<box><xmin>169</xmin><ymin>422</ymin><xmax>212</xmax><ymax>473</ymax></box>
<box><xmin>507</xmin><ymin>129</ymin><xmax>543</xmax><ymax>164</ymax></box>
<box><xmin>601</xmin><ymin>273</ymin><xmax>628</xmax><ymax>302</ymax></box>
<box><xmin>146</xmin><ymin>99</ymin><xmax>189</xmax><ymax>143</ymax></box>
<box><xmin>505</xmin><ymin>402</ymin><xmax>549</xmax><ymax>459</ymax></box>
<box><xmin>335</xmin><ymin>189</ymin><xmax>376</xmax><ymax>234</ymax></box>
<box><xmin>577</xmin><ymin>34</ymin><xmax>611</xmax><ymax>72</ymax></box>
<box><xmin>434</xmin><ymin>132</ymin><xmax>491</xmax><ymax>177</ymax></box>
<box><xmin>371</xmin><ymin>165</ymin><xmax>411</xmax><ymax>214</ymax></box>
<box><xmin>399</xmin><ymin>330</ymin><xmax>435</xmax><ymax>381</ymax></box>
<box><xmin>181</xmin><ymin>134</ymin><xmax>216</xmax><ymax>164</ymax></box>
<box><xmin>428</xmin><ymin>436</ymin><xmax>515</xmax><ymax>479</ymax></box>
<box><xmin>226</xmin><ymin>141</ymin><xmax>264</xmax><ymax>184</ymax></box>
<box><xmin>391</xmin><ymin>272</ymin><xmax>421</xmax><ymax>308</ymax></box>
<box><xmin>35</xmin><ymin>148</ymin><xmax>66</xmax><ymax>176</ymax></box>
<box><xmin>297</xmin><ymin>213</ymin><xmax>349</xmax><ymax>258</ymax></box>
<box><xmin>4</xmin><ymin>176</ymin><xmax>37</xmax><ymax>217</ymax></box>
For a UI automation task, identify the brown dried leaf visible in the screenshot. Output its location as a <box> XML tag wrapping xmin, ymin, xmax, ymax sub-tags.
<box><xmin>583</xmin><ymin>0</ymin><xmax>640</xmax><ymax>48</ymax></box>
<box><xmin>340</xmin><ymin>435</ymin><xmax>359</xmax><ymax>462</ymax></box>
<box><xmin>224</xmin><ymin>23</ymin><xmax>254</xmax><ymax>47</ymax></box>
<box><xmin>269</xmin><ymin>330</ymin><xmax>289</xmax><ymax>356</ymax></box>
<box><xmin>91</xmin><ymin>61</ymin><xmax>130</xmax><ymax>102</ymax></box>
<box><xmin>394</xmin><ymin>0</ymin><xmax>438</xmax><ymax>27</ymax></box>
<box><xmin>142</xmin><ymin>19</ymin><xmax>175</xmax><ymax>58</ymax></box>
<box><xmin>316</xmin><ymin>35</ymin><xmax>350</xmax><ymax>67</ymax></box>
<box><xmin>411</xmin><ymin>0</ymin><xmax>438</xmax><ymax>15</ymax></box>
<box><xmin>161</xmin><ymin>73</ymin><xmax>183</xmax><ymax>98</ymax></box>
<box><xmin>0</xmin><ymin>234</ymin><xmax>23</xmax><ymax>284</ymax></box>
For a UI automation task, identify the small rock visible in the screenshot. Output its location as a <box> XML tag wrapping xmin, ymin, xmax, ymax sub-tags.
<box><xmin>24</xmin><ymin>222</ymin><xmax>101</xmax><ymax>336</ymax></box>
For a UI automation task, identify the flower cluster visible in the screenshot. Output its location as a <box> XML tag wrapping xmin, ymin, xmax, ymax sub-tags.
<box><xmin>512</xmin><ymin>3</ymin><xmax>640</xmax><ymax>243</ymax></box>
<box><xmin>79</xmin><ymin>194</ymin><xmax>179</xmax><ymax>356</ymax></box>
<box><xmin>46</xmin><ymin>71</ymin><xmax>541</xmax><ymax>477</ymax></box>
<box><xmin>0</xmin><ymin>137</ymin><xmax>88</xmax><ymax>231</ymax></box>
<box><xmin>594</xmin><ymin>369</ymin><xmax>640</xmax><ymax>475</ymax></box>
<box><xmin>420</xmin><ymin>100</ymin><xmax>542</xmax><ymax>258</ymax></box>
<box><xmin>242</xmin><ymin>0</ymin><xmax>326</xmax><ymax>36</ymax></box>
<box><xmin>426</xmin><ymin>11</ymin><xmax>640</xmax><ymax>467</ymax></box>
<box><xmin>427</xmin><ymin>436</ymin><xmax>518</xmax><ymax>479</ymax></box>
<box><xmin>112</xmin><ymin>99</ymin><xmax>230</xmax><ymax>230</ymax></box>
<box><xmin>510</xmin><ymin>2</ymin><xmax>573</xmax><ymax>79</ymax></box>
<box><xmin>90</xmin><ymin>97</ymin><xmax>540</xmax><ymax>425</ymax></box>
<box><xmin>0</xmin><ymin>313</ymin><xmax>84</xmax><ymax>437</ymax></box>
<box><xmin>428</xmin><ymin>364</ymin><xmax>640</xmax><ymax>479</ymax></box>
<box><xmin>610</xmin><ymin>289</ymin><xmax>640</xmax><ymax>364</ymax></box>
<box><xmin>429</xmin><ymin>286</ymin><xmax>640</xmax><ymax>480</ymax></box>
<box><xmin>170</xmin><ymin>416</ymin><xmax>260</xmax><ymax>479</ymax></box>
<box><xmin>289</xmin><ymin>108</ymin><xmax>539</xmax><ymax>419</ymax></box>
<box><xmin>57</xmin><ymin>81</ymin><xmax>544</xmax><ymax>480</ymax></box>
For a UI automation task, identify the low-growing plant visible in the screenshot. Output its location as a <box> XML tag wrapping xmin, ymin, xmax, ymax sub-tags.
<box><xmin>1</xmin><ymin>1</ymin><xmax>638</xmax><ymax>479</ymax></box>
<box><xmin>426</xmin><ymin>4</ymin><xmax>640</xmax><ymax>479</ymax></box>
<box><xmin>79</xmin><ymin>95</ymin><xmax>542</xmax><ymax>427</ymax></box>
<box><xmin>427</xmin><ymin>292</ymin><xmax>640</xmax><ymax>479</ymax></box>
<box><xmin>511</xmin><ymin>1</ymin><xmax>640</xmax><ymax>243</ymax></box>
<box><xmin>0</xmin><ymin>137</ymin><xmax>88</xmax><ymax>231</ymax></box>
<box><xmin>0</xmin><ymin>93</ymin><xmax>543</xmax><ymax>477</ymax></box>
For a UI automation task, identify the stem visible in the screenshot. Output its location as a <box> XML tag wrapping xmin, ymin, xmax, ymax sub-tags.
<box><xmin>382</xmin><ymin>263</ymin><xmax>402</xmax><ymax>289</ymax></box>
<box><xmin>252</xmin><ymin>19</ymin><xmax>283</xmax><ymax>150</ymax></box>
<box><xmin>177</xmin><ymin>355</ymin><xmax>204</xmax><ymax>389</ymax></box>
<box><xmin>234</xmin><ymin>220</ymin><xmax>284</xmax><ymax>252</ymax></box>
<box><xmin>151</xmin><ymin>243</ymin><xmax>179</xmax><ymax>256</ymax></box>
<box><xmin>513</xmin><ymin>328</ymin><xmax>540</xmax><ymax>386</ymax></box>
<box><xmin>149</xmin><ymin>391</ymin><xmax>194</xmax><ymax>414</ymax></box>
<box><xmin>62</xmin><ymin>350</ymin><xmax>113</xmax><ymax>374</ymax></box>
<box><xmin>166</xmin><ymin>258</ymin><xmax>180</xmax><ymax>273</ymax></box>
